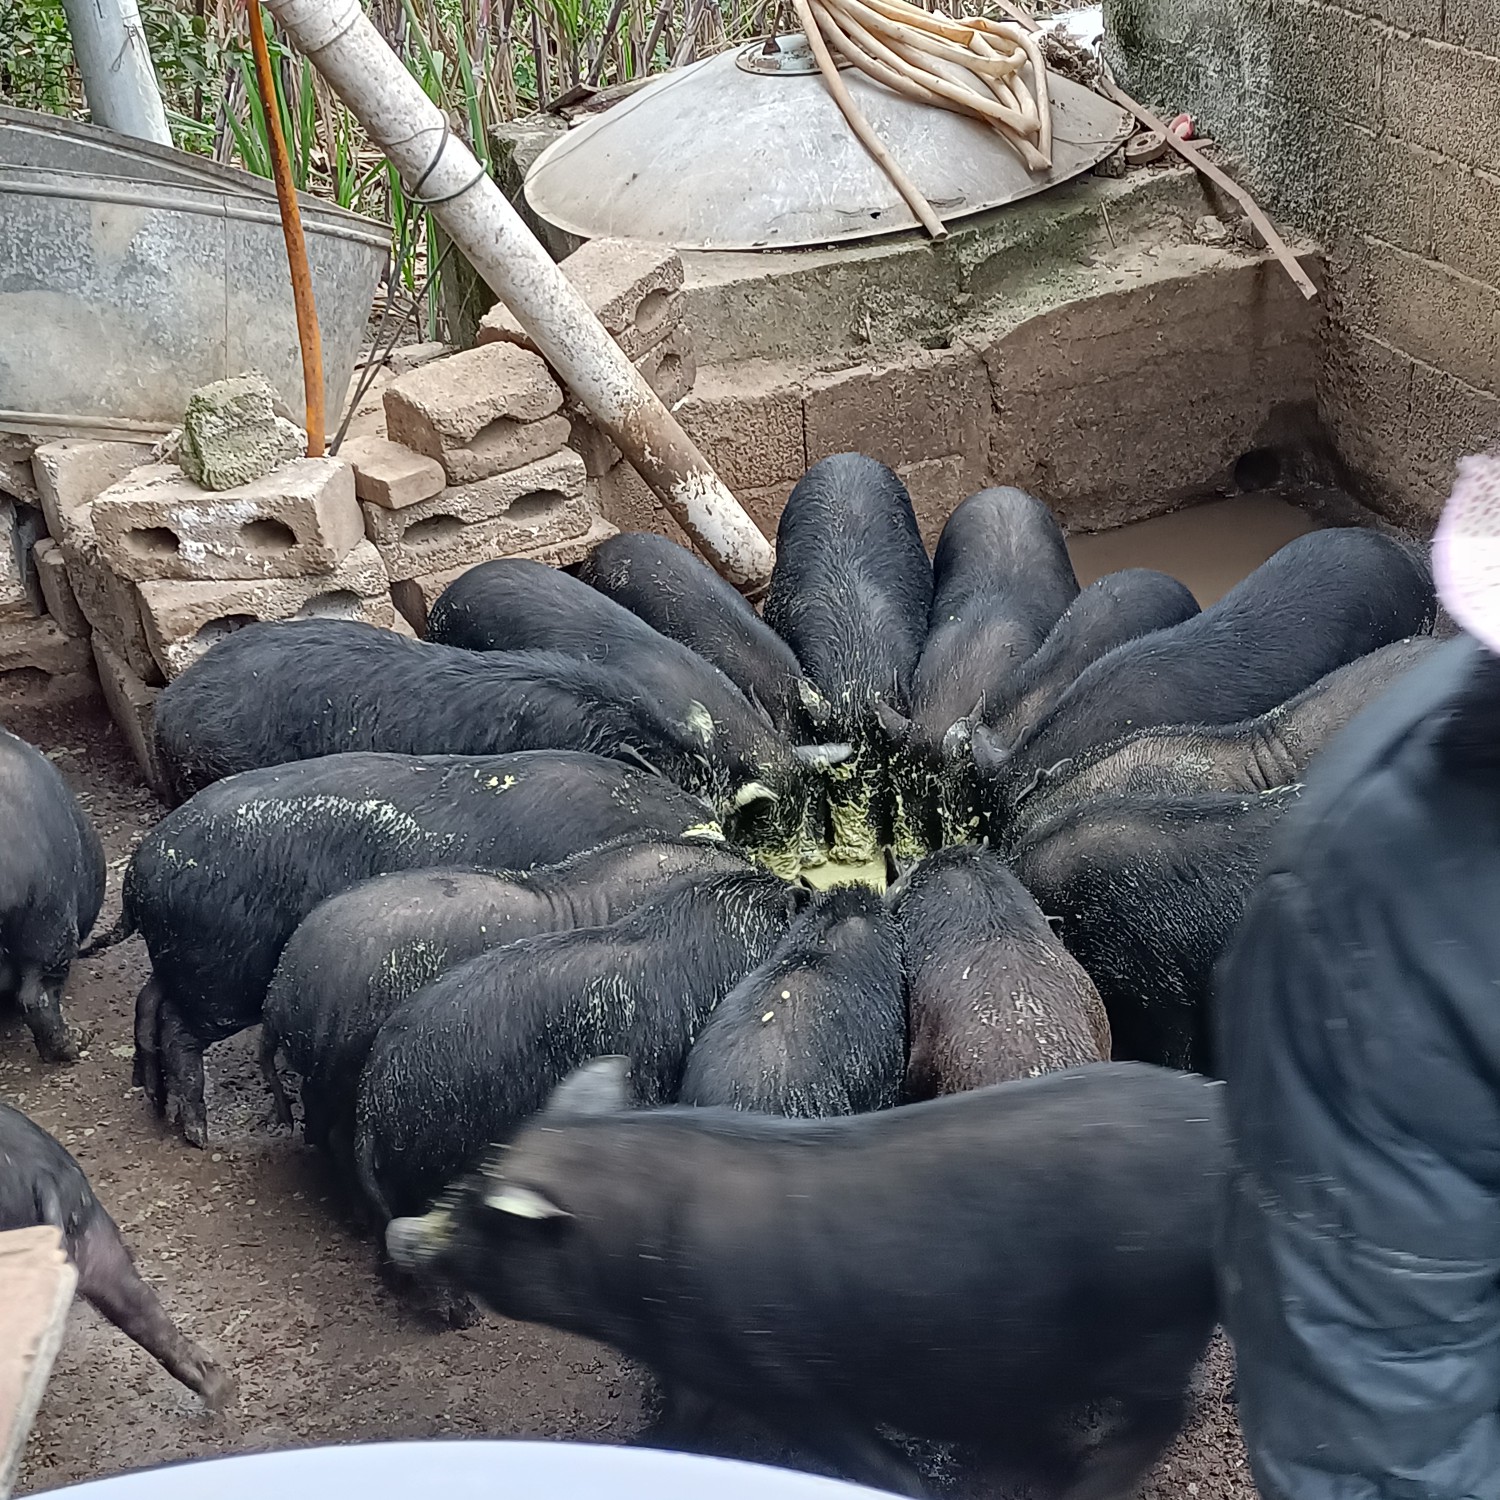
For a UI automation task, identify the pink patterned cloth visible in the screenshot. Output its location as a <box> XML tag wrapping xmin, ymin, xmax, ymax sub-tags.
<box><xmin>1433</xmin><ymin>451</ymin><xmax>1500</xmax><ymax>653</ymax></box>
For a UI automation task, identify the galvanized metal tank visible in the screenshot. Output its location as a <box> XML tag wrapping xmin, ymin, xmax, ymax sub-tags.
<box><xmin>0</xmin><ymin>107</ymin><xmax>388</xmax><ymax>440</ymax></box>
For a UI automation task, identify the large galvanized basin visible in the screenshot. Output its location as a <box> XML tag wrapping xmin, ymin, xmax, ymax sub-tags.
<box><xmin>0</xmin><ymin>107</ymin><xmax>388</xmax><ymax>440</ymax></box>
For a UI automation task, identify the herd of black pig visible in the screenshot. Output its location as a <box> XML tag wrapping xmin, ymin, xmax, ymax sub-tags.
<box><xmin>0</xmin><ymin>451</ymin><xmax>1439</xmax><ymax>1497</ymax></box>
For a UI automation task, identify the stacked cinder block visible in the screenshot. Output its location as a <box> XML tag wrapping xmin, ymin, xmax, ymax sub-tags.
<box><xmin>353</xmin><ymin>337</ymin><xmax>616</xmax><ymax>633</ymax></box>
<box><xmin>473</xmin><ymin>238</ymin><xmax>697</xmax><ymax>527</ymax></box>
<box><xmin>0</xmin><ymin>435</ymin><xmax>95</xmax><ymax>702</ymax></box>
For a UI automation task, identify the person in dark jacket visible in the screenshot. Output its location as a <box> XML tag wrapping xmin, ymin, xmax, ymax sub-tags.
<box><xmin>1217</xmin><ymin>452</ymin><xmax>1500</xmax><ymax>1500</ymax></box>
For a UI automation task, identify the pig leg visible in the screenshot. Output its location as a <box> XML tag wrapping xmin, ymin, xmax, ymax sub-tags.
<box><xmin>17</xmin><ymin>966</ymin><xmax>81</xmax><ymax>1063</ymax></box>
<box><xmin>257</xmin><ymin>1028</ymin><xmax>294</xmax><ymax>1127</ymax></box>
<box><xmin>157</xmin><ymin>1005</ymin><xmax>209</xmax><ymax>1148</ymax></box>
<box><xmin>72</xmin><ymin>1210</ymin><xmax>235</xmax><ymax>1408</ymax></box>
<box><xmin>770</xmin><ymin>1402</ymin><xmax>926</xmax><ymax>1497</ymax></box>
<box><xmin>1059</xmin><ymin>1393</ymin><xmax>1188</xmax><ymax>1500</ymax></box>
<box><xmin>132</xmin><ymin>976</ymin><xmax>163</xmax><ymax>1097</ymax></box>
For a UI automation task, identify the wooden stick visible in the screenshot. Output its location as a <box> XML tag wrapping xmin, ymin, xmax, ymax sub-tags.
<box><xmin>822</xmin><ymin>11</ymin><xmax>957</xmax><ymax>111</ymax></box>
<box><xmin>1100</xmin><ymin>80</ymin><xmax>1319</xmax><ymax>301</ymax></box>
<box><xmin>834</xmin><ymin>0</ymin><xmax>1021</xmax><ymax>78</ymax></box>
<box><xmin>795</xmin><ymin>0</ymin><xmax>948</xmax><ymax>238</ymax></box>
<box><xmin>996</xmin><ymin>20</ymin><xmax>1049</xmax><ymax>162</ymax></box>
<box><xmin>247</xmin><ymin>0</ymin><xmax>325</xmax><ymax>453</ymax></box>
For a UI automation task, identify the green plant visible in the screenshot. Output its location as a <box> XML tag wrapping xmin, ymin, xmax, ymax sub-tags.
<box><xmin>0</xmin><ymin>0</ymin><xmax>77</xmax><ymax>114</ymax></box>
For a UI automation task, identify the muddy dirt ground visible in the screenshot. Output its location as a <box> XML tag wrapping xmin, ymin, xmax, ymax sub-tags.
<box><xmin>3</xmin><ymin>689</ymin><xmax>1253</xmax><ymax>1500</ymax></box>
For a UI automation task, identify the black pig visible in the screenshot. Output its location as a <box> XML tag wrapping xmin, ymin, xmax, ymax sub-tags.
<box><xmin>991</xmin><ymin>529</ymin><xmax>1434</xmax><ymax>797</ymax></box>
<box><xmin>0</xmin><ymin>728</ymin><xmax>103</xmax><ymax>1062</ymax></box>
<box><xmin>893</xmin><ymin>844</ymin><xmax>1109</xmax><ymax>1098</ymax></box>
<box><xmin>126</xmin><ymin>750</ymin><xmax>721</xmax><ymax>1146</ymax></box>
<box><xmin>152</xmin><ymin>619</ymin><xmax>819</xmax><ymax>871</ymax></box>
<box><xmin>0</xmin><ymin>1101</ymin><xmax>232</xmax><ymax>1405</ymax></box>
<box><xmin>1010</xmin><ymin>785</ymin><xmax>1302</xmax><ymax>1071</ymax></box>
<box><xmin>389</xmin><ymin>1057</ymin><xmax>1225</xmax><ymax>1500</ymax></box>
<box><xmin>355</xmin><ymin>869</ymin><xmax>802</xmax><ymax>1220</ymax></box>
<box><xmin>1010</xmin><ymin>636</ymin><xmax>1440</xmax><ymax>835</ymax></box>
<box><xmin>678</xmin><ymin>884</ymin><xmax>906</xmax><ymax>1117</ymax></box>
<box><xmin>763</xmin><ymin>455</ymin><xmax>933</xmax><ymax>862</ymax></box>
<box><xmin>262</xmin><ymin>835</ymin><xmax>749</xmax><ymax>1166</ymax></box>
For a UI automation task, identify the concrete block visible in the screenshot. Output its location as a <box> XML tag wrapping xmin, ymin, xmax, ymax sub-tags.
<box><xmin>478</xmin><ymin>239</ymin><xmax>685</xmax><ymax>361</ymax></box>
<box><xmin>57</xmin><ymin>513</ymin><xmax>161</xmax><ymax>686</ymax></box>
<box><xmin>637</xmin><ymin>328</ymin><xmax>697</xmax><ymax>407</ymax></box>
<box><xmin>0</xmin><ymin>1225</ymin><xmax>77</xmax><ymax>1498</ymax></box>
<box><xmin>136</xmin><ymin>538</ymin><xmax>399</xmax><ymax>679</ymax></box>
<box><xmin>0</xmin><ymin>499</ymin><xmax>35</xmax><ymax>621</ymax></box>
<box><xmin>434</xmin><ymin>412</ymin><xmax>573</xmax><ymax>487</ymax></box>
<box><xmin>675</xmin><ymin>362</ymin><xmax>807</xmax><ymax>493</ymax></box>
<box><xmin>897</xmin><ymin>454</ymin><xmax>985</xmax><ymax>548</ymax></box>
<box><xmin>32</xmin><ymin>540</ymin><xmax>90</xmax><ymax>638</ymax></box>
<box><xmin>1384</xmin><ymin>35</ymin><xmax>1500</xmax><ymax>173</ymax></box>
<box><xmin>339</xmin><ymin>434</ymin><xmax>446</xmax><ymax>510</ymax></box>
<box><xmin>1322</xmin><ymin>122</ymin><xmax>1436</xmax><ymax>257</ymax></box>
<box><xmin>388</xmin><ymin>341</ymin><xmax>454</xmax><ymax>375</ymax></box>
<box><xmin>1345</xmin><ymin>235</ymin><xmax>1500</xmax><ymax>395</ymax></box>
<box><xmin>92</xmin><ymin>635</ymin><xmax>165</xmax><ymax>795</ymax></box>
<box><xmin>0</xmin><ymin>616</ymin><xmax>94</xmax><ymax>680</ymax></box>
<box><xmin>803</xmin><ymin>346</ymin><xmax>990</xmax><ymax>476</ymax></box>
<box><xmin>172</xmin><ymin>372</ymin><xmax>304</xmax><ymax>491</ymax></box>
<box><xmin>1265</xmin><ymin>0</ymin><xmax>1385</xmax><ymax>120</ymax></box>
<box><xmin>368</xmin><ymin>450</ymin><xmax>593</xmax><ymax>577</ymax></box>
<box><xmin>1431</xmin><ymin>162</ymin><xmax>1500</xmax><ymax>287</ymax></box>
<box><xmin>593</xmin><ymin>460</ymin><xmax>696</xmax><ymax>549</ymax></box>
<box><xmin>92</xmin><ymin>458</ymin><xmax>366</xmax><ymax>582</ymax></box>
<box><xmin>1442</xmin><ymin>0</ymin><xmax>1499</xmax><ymax>49</ymax></box>
<box><xmin>1407</xmin><ymin>361</ymin><xmax>1500</xmax><ymax>504</ymax></box>
<box><xmin>569</xmin><ymin>413</ymin><xmax>620</xmax><ymax>479</ymax></box>
<box><xmin>390</xmin><ymin>515</ymin><xmax>619</xmax><ymax>633</ymax></box>
<box><xmin>30</xmin><ymin>440</ymin><xmax>153</xmax><ymax>545</ymax></box>
<box><xmin>383</xmin><ymin>343</ymin><xmax>563</xmax><ymax>484</ymax></box>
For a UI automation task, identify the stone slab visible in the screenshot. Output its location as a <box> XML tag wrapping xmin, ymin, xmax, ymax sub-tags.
<box><xmin>383</xmin><ymin>344</ymin><xmax>563</xmax><ymax>478</ymax></box>
<box><xmin>92</xmin><ymin>635</ymin><xmax>166</xmax><ymax>795</ymax></box>
<box><xmin>390</xmin><ymin>514</ymin><xmax>618</xmax><ymax>633</ymax></box>
<box><xmin>0</xmin><ymin>1226</ymin><xmax>77</xmax><ymax>1499</ymax></box>
<box><xmin>136</xmin><ymin>538</ymin><xmax>399</xmax><ymax>679</ymax></box>
<box><xmin>339</xmin><ymin>434</ymin><xmax>446</xmax><ymax>511</ymax></box>
<box><xmin>32</xmin><ymin>540</ymin><xmax>90</xmax><ymax>638</ymax></box>
<box><xmin>477</xmin><ymin>239</ymin><xmax>685</xmax><ymax>362</ymax></box>
<box><xmin>366</xmin><ymin>450</ymin><xmax>593</xmax><ymax>576</ymax></box>
<box><xmin>92</xmin><ymin>458</ymin><xmax>365</xmax><ymax>582</ymax></box>
<box><xmin>29</xmin><ymin>441</ymin><xmax>154</xmax><ymax>545</ymax></box>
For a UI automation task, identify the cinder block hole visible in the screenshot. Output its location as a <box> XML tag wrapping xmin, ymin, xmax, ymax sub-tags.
<box><xmin>402</xmin><ymin>514</ymin><xmax>466</xmax><ymax>546</ymax></box>
<box><xmin>124</xmin><ymin>526</ymin><xmax>180</xmax><ymax>557</ymax></box>
<box><xmin>1234</xmin><ymin>447</ymin><xmax>1284</xmax><ymax>492</ymax></box>
<box><xmin>192</xmin><ymin>613</ymin><xmax>259</xmax><ymax>650</ymax></box>
<box><xmin>635</xmin><ymin>290</ymin><xmax>672</xmax><ymax>337</ymax></box>
<box><xmin>506</xmin><ymin>489</ymin><xmax>568</xmax><ymax>524</ymax></box>
<box><xmin>294</xmin><ymin>590</ymin><xmax>365</xmax><ymax>621</ymax></box>
<box><xmin>240</xmin><ymin>518</ymin><xmax>299</xmax><ymax>553</ymax></box>
<box><xmin>467</xmin><ymin>417</ymin><xmax>527</xmax><ymax>460</ymax></box>
<box><xmin>0</xmin><ymin>666</ymin><xmax>52</xmax><ymax>695</ymax></box>
<box><xmin>654</xmin><ymin>354</ymin><xmax>683</xmax><ymax>388</ymax></box>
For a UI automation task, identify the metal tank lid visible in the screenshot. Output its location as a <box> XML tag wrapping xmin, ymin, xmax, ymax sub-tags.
<box><xmin>523</xmin><ymin>33</ymin><xmax>1132</xmax><ymax>252</ymax></box>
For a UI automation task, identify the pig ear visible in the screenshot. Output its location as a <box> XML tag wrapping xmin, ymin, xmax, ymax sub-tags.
<box><xmin>483</xmin><ymin>1183</ymin><xmax>570</xmax><ymax>1220</ymax></box>
<box><xmin>793</xmin><ymin>742</ymin><xmax>853</xmax><ymax>769</ymax></box>
<box><xmin>797</xmin><ymin>678</ymin><xmax>833</xmax><ymax>727</ymax></box>
<box><xmin>872</xmin><ymin>701</ymin><xmax>912</xmax><ymax>747</ymax></box>
<box><xmin>545</xmin><ymin>1055</ymin><xmax>632</xmax><ymax>1118</ymax></box>
<box><xmin>684</xmin><ymin>701</ymin><xmax>717</xmax><ymax>746</ymax></box>
<box><xmin>733</xmin><ymin>780</ymin><xmax>779</xmax><ymax>808</ymax></box>
<box><xmin>970</xmin><ymin>724</ymin><xmax>1011</xmax><ymax>775</ymax></box>
<box><xmin>940</xmin><ymin>714</ymin><xmax>976</xmax><ymax>762</ymax></box>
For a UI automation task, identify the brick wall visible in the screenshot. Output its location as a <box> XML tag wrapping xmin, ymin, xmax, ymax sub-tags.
<box><xmin>1106</xmin><ymin>0</ymin><xmax>1500</xmax><ymax>529</ymax></box>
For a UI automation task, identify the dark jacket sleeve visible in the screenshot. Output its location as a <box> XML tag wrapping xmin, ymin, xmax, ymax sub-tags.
<box><xmin>1217</xmin><ymin>636</ymin><xmax>1500</xmax><ymax>1500</ymax></box>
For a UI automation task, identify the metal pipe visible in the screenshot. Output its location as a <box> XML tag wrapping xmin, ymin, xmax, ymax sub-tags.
<box><xmin>58</xmin><ymin>0</ymin><xmax>172</xmax><ymax>146</ymax></box>
<box><xmin>263</xmin><ymin>0</ymin><xmax>776</xmax><ymax>591</ymax></box>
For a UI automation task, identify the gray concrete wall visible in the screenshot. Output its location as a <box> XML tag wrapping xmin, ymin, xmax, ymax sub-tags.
<box><xmin>1106</xmin><ymin>0</ymin><xmax>1500</xmax><ymax>529</ymax></box>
